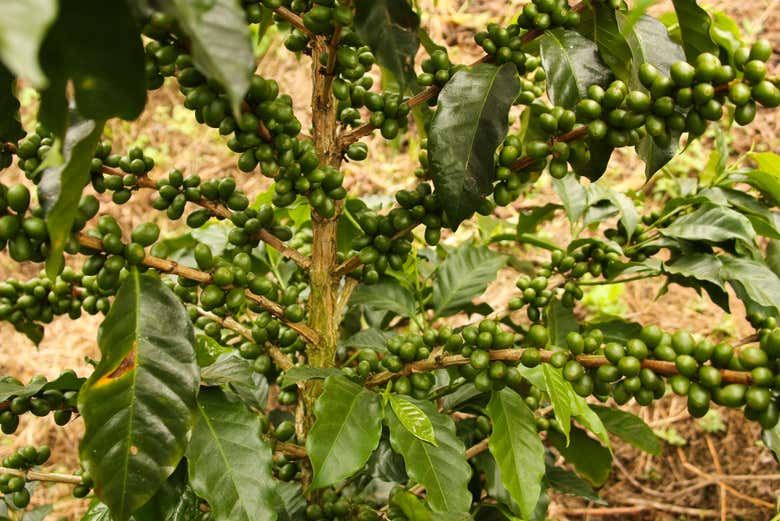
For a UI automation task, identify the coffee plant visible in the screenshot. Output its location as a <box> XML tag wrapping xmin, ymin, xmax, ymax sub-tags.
<box><xmin>0</xmin><ymin>0</ymin><xmax>779</xmax><ymax>519</ymax></box>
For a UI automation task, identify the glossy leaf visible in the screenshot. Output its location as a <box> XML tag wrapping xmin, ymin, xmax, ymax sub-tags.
<box><xmin>618</xmin><ymin>13</ymin><xmax>685</xmax><ymax>177</ymax></box>
<box><xmin>709</xmin><ymin>11</ymin><xmax>742</xmax><ymax>59</ymax></box>
<box><xmin>576</xmin><ymin>3</ymin><xmax>632</xmax><ymax>83</ymax></box>
<box><xmin>340</xmin><ymin>328</ymin><xmax>394</xmax><ymax>351</ymax></box>
<box><xmin>762</xmin><ymin>424</ymin><xmax>780</xmax><ymax>463</ymax></box>
<box><xmin>0</xmin><ymin>66</ymin><xmax>24</xmax><ymax>143</ymax></box>
<box><xmin>272</xmin><ymin>482</ymin><xmax>306</xmax><ymax>521</ymax></box>
<box><xmin>545</xmin><ymin>299</ymin><xmax>578</xmax><ymax>348</ymax></box>
<box><xmin>540</xmin><ymin>29</ymin><xmax>611</xmax><ymax>109</ymax></box>
<box><xmin>553</xmin><ymin>174</ymin><xmax>588</xmax><ymax>222</ymax></box>
<box><xmin>516</xmin><ymin>204</ymin><xmax>560</xmax><ymax>235</ymax></box>
<box><xmin>721</xmin><ymin>256</ymin><xmax>780</xmax><ymax>315</ymax></box>
<box><xmin>388</xmin><ymin>398</ymin><xmax>472</xmax><ymax>513</ymax></box>
<box><xmin>433</xmin><ymin>244</ymin><xmax>507</xmax><ymax>317</ymax></box>
<box><xmin>38</xmin><ymin>109</ymin><xmax>105</xmax><ymax>278</ymax></box>
<box><xmin>307</xmin><ymin>375</ymin><xmax>383</xmax><ymax>489</ymax></box>
<box><xmin>486</xmin><ymin>389</ymin><xmax>545</xmax><ymax>520</ymax></box>
<box><xmin>200</xmin><ymin>352</ymin><xmax>269</xmax><ymax>410</ymax></box>
<box><xmin>428</xmin><ymin>63</ymin><xmax>519</xmax><ymax>226</ymax></box>
<box><xmin>354</xmin><ymin>0</ymin><xmax>419</xmax><ymax>94</ymax></box>
<box><xmin>80</xmin><ymin>501</ymin><xmax>113</xmax><ymax>521</ymax></box>
<box><xmin>660</xmin><ymin>204</ymin><xmax>755</xmax><ymax>246</ymax></box>
<box><xmin>546</xmin><ymin>464</ymin><xmax>605</xmax><ymax>504</ymax></box>
<box><xmin>186</xmin><ymin>388</ymin><xmax>276</xmax><ymax>521</ymax></box>
<box><xmin>161</xmin><ymin>0</ymin><xmax>254</xmax><ymax>113</ymax></box>
<box><xmin>389</xmin><ymin>394</ymin><xmax>437</xmax><ymax>446</ymax></box>
<box><xmin>663</xmin><ymin>253</ymin><xmax>725</xmax><ymax>289</ymax></box>
<box><xmin>0</xmin><ymin>0</ymin><xmax>57</xmax><ymax>88</ymax></box>
<box><xmin>279</xmin><ymin>366</ymin><xmax>342</xmax><ymax>388</ymax></box>
<box><xmin>38</xmin><ymin>0</ymin><xmax>146</xmax><ymax>131</ymax></box>
<box><xmin>542</xmin><ymin>365</ymin><xmax>572</xmax><ymax>442</ymax></box>
<box><xmin>671</xmin><ymin>0</ymin><xmax>718</xmax><ymax>61</ymax></box>
<box><xmin>548</xmin><ymin>427</ymin><xmax>612</xmax><ymax>486</ymax></box>
<box><xmin>78</xmin><ymin>271</ymin><xmax>199</xmax><ymax>521</ymax></box>
<box><xmin>351</xmin><ymin>278</ymin><xmax>416</xmax><ymax>318</ymax></box>
<box><xmin>133</xmin><ymin>463</ymin><xmax>200</xmax><ymax>521</ymax></box>
<box><xmin>591</xmin><ymin>405</ymin><xmax>661</xmax><ymax>455</ymax></box>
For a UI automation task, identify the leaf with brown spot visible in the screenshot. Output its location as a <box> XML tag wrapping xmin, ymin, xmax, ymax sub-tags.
<box><xmin>78</xmin><ymin>269</ymin><xmax>199</xmax><ymax>521</ymax></box>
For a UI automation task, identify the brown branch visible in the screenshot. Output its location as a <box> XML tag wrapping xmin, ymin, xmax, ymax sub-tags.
<box><xmin>364</xmin><ymin>347</ymin><xmax>753</xmax><ymax>387</ymax></box>
<box><xmin>193</xmin><ymin>306</ymin><xmax>293</xmax><ymax>371</ymax></box>
<box><xmin>274</xmin><ymin>441</ymin><xmax>307</xmax><ymax>459</ymax></box>
<box><xmin>76</xmin><ymin>233</ymin><xmax>321</xmax><ymax>344</ymax></box>
<box><xmin>466</xmin><ymin>438</ymin><xmax>489</xmax><ymax>459</ymax></box>
<box><xmin>274</xmin><ymin>6</ymin><xmax>314</xmax><ymax>38</ymax></box>
<box><xmin>100</xmin><ymin>166</ymin><xmax>311</xmax><ymax>270</ymax></box>
<box><xmin>0</xmin><ymin>467</ymin><xmax>83</xmax><ymax>485</ymax></box>
<box><xmin>510</xmin><ymin>125</ymin><xmax>590</xmax><ymax>172</ymax></box>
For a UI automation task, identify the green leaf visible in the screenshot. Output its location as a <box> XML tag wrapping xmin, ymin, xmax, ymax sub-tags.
<box><xmin>544</xmin><ymin>299</ymin><xmax>578</xmax><ymax>348</ymax></box>
<box><xmin>485</xmin><ymin>389</ymin><xmax>545</xmax><ymax>520</ymax></box>
<box><xmin>590</xmin><ymin>405</ymin><xmax>661</xmax><ymax>455</ymax></box>
<box><xmin>186</xmin><ymin>388</ymin><xmax>276</xmax><ymax>521</ymax></box>
<box><xmin>671</xmin><ymin>0</ymin><xmax>718</xmax><ymax>61</ymax></box>
<box><xmin>0</xmin><ymin>0</ymin><xmax>58</xmax><ymax>88</ymax></box>
<box><xmin>516</xmin><ymin>204</ymin><xmax>560</xmax><ymax>235</ymax></box>
<box><xmin>762</xmin><ymin>424</ymin><xmax>780</xmax><ymax>463</ymax></box>
<box><xmin>428</xmin><ymin>63</ymin><xmax>519</xmax><ymax>226</ymax></box>
<box><xmin>618</xmin><ymin>13</ymin><xmax>685</xmax><ymax>177</ymax></box>
<box><xmin>542</xmin><ymin>365</ymin><xmax>572</xmax><ymax>442</ymax></box>
<box><xmin>78</xmin><ymin>270</ymin><xmax>199</xmax><ymax>521</ymax></box>
<box><xmin>433</xmin><ymin>244</ymin><xmax>507</xmax><ymax>317</ymax></box>
<box><xmin>20</xmin><ymin>505</ymin><xmax>52</xmax><ymax>521</ymax></box>
<box><xmin>540</xmin><ymin>29</ymin><xmax>611</xmax><ymax>109</ymax></box>
<box><xmin>38</xmin><ymin>109</ymin><xmax>105</xmax><ymax>278</ymax></box>
<box><xmin>709</xmin><ymin>11</ymin><xmax>742</xmax><ymax>59</ymax></box>
<box><xmin>392</xmin><ymin>490</ymin><xmax>434</xmax><ymax>521</ymax></box>
<box><xmin>660</xmin><ymin>204</ymin><xmax>755</xmax><ymax>246</ymax></box>
<box><xmin>340</xmin><ymin>328</ymin><xmax>393</xmax><ymax>351</ymax></box>
<box><xmin>546</xmin><ymin>464</ymin><xmax>605</xmax><ymax>504</ymax></box>
<box><xmin>721</xmin><ymin>256</ymin><xmax>780</xmax><ymax>315</ymax></box>
<box><xmin>307</xmin><ymin>375</ymin><xmax>383</xmax><ymax>489</ymax></box>
<box><xmin>548</xmin><ymin>426</ymin><xmax>612</xmax><ymax>486</ymax></box>
<box><xmin>664</xmin><ymin>253</ymin><xmax>725</xmax><ymax>289</ymax></box>
<box><xmin>387</xmin><ymin>398</ymin><xmax>472</xmax><ymax>513</ymax></box>
<box><xmin>388</xmin><ymin>394</ymin><xmax>437</xmax><ymax>446</ymax></box>
<box><xmin>576</xmin><ymin>3</ymin><xmax>632</xmax><ymax>83</ymax></box>
<box><xmin>272</xmin><ymin>482</ymin><xmax>306</xmax><ymax>521</ymax></box>
<box><xmin>279</xmin><ymin>366</ymin><xmax>342</xmax><ymax>388</ymax></box>
<box><xmin>133</xmin><ymin>463</ymin><xmax>201</xmax><ymax>521</ymax></box>
<box><xmin>351</xmin><ymin>278</ymin><xmax>416</xmax><ymax>318</ymax></box>
<box><xmin>552</xmin><ymin>174</ymin><xmax>588</xmax><ymax>223</ymax></box>
<box><xmin>0</xmin><ymin>66</ymin><xmax>24</xmax><ymax>143</ymax></box>
<box><xmin>161</xmin><ymin>0</ymin><xmax>254</xmax><ymax>114</ymax></box>
<box><xmin>768</xmin><ymin>240</ymin><xmax>780</xmax><ymax>279</ymax></box>
<box><xmin>354</xmin><ymin>0</ymin><xmax>419</xmax><ymax>94</ymax></box>
<box><xmin>38</xmin><ymin>0</ymin><xmax>146</xmax><ymax>128</ymax></box>
<box><xmin>195</xmin><ymin>334</ymin><xmax>232</xmax><ymax>367</ymax></box>
<box><xmin>81</xmin><ymin>501</ymin><xmax>113</xmax><ymax>521</ymax></box>
<box><xmin>201</xmin><ymin>352</ymin><xmax>269</xmax><ymax>410</ymax></box>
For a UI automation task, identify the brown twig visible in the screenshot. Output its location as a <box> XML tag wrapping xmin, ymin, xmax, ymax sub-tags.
<box><xmin>100</xmin><ymin>166</ymin><xmax>311</xmax><ymax>270</ymax></box>
<box><xmin>364</xmin><ymin>347</ymin><xmax>754</xmax><ymax>387</ymax></box>
<box><xmin>274</xmin><ymin>6</ymin><xmax>314</xmax><ymax>38</ymax></box>
<box><xmin>274</xmin><ymin>441</ymin><xmax>307</xmax><ymax>459</ymax></box>
<box><xmin>0</xmin><ymin>467</ymin><xmax>83</xmax><ymax>485</ymax></box>
<box><xmin>76</xmin><ymin>232</ymin><xmax>321</xmax><ymax>344</ymax></box>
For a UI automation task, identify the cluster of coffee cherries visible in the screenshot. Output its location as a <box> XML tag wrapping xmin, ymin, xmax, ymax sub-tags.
<box><xmin>0</xmin><ymin>373</ymin><xmax>80</xmax><ymax>434</ymax></box>
<box><xmin>475</xmin><ymin>0</ymin><xmax>580</xmax><ymax>73</ymax></box>
<box><xmin>303</xmin><ymin>488</ymin><xmax>379</xmax><ymax>521</ymax></box>
<box><xmin>0</xmin><ymin>183</ymin><xmax>47</xmax><ymax>263</ymax></box>
<box><xmin>349</xmin><ymin>184</ymin><xmax>446</xmax><ymax>283</ymax></box>
<box><xmin>12</xmin><ymin>125</ymin><xmax>54</xmax><ymax>182</ymax></box>
<box><xmin>0</xmin><ymin>446</ymin><xmax>51</xmax><ymax>508</ymax></box>
<box><xmin>140</xmin><ymin>14</ymin><xmax>349</xmax><ymax>219</ymax></box>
